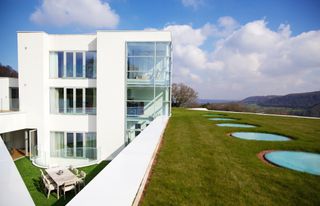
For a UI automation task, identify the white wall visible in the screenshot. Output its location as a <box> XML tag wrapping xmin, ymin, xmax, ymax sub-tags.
<box><xmin>0</xmin><ymin>112</ymin><xmax>26</xmax><ymax>134</ymax></box>
<box><xmin>96</xmin><ymin>31</ymin><xmax>171</xmax><ymax>160</ymax></box>
<box><xmin>0</xmin><ymin>78</ymin><xmax>18</xmax><ymax>111</ymax></box>
<box><xmin>18</xmin><ymin>32</ymin><xmax>49</xmax><ymax>161</ymax></box>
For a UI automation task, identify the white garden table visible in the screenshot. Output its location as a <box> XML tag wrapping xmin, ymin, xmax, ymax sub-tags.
<box><xmin>46</xmin><ymin>167</ymin><xmax>79</xmax><ymax>199</ymax></box>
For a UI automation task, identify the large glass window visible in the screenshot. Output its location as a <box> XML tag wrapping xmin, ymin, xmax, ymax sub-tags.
<box><xmin>50</xmin><ymin>87</ymin><xmax>96</xmax><ymax>115</ymax></box>
<box><xmin>50</xmin><ymin>51</ymin><xmax>96</xmax><ymax>79</ymax></box>
<box><xmin>49</xmin><ymin>52</ymin><xmax>64</xmax><ymax>78</ymax></box>
<box><xmin>86</xmin><ymin>52</ymin><xmax>96</xmax><ymax>78</ymax></box>
<box><xmin>76</xmin><ymin>52</ymin><xmax>83</xmax><ymax>77</ymax></box>
<box><xmin>86</xmin><ymin>88</ymin><xmax>96</xmax><ymax>114</ymax></box>
<box><xmin>66</xmin><ymin>52</ymin><xmax>74</xmax><ymax>77</ymax></box>
<box><xmin>50</xmin><ymin>132</ymin><xmax>97</xmax><ymax>159</ymax></box>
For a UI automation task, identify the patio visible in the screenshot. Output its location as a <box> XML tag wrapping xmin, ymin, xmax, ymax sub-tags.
<box><xmin>14</xmin><ymin>157</ymin><xmax>108</xmax><ymax>206</ymax></box>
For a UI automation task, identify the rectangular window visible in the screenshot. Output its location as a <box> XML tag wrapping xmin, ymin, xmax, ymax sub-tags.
<box><xmin>86</xmin><ymin>52</ymin><xmax>96</xmax><ymax>78</ymax></box>
<box><xmin>66</xmin><ymin>52</ymin><xmax>74</xmax><ymax>77</ymax></box>
<box><xmin>76</xmin><ymin>133</ymin><xmax>84</xmax><ymax>157</ymax></box>
<box><xmin>66</xmin><ymin>133</ymin><xmax>74</xmax><ymax>157</ymax></box>
<box><xmin>76</xmin><ymin>52</ymin><xmax>83</xmax><ymax>77</ymax></box>
<box><xmin>49</xmin><ymin>52</ymin><xmax>64</xmax><ymax>78</ymax></box>
<box><xmin>66</xmin><ymin>89</ymin><xmax>74</xmax><ymax>113</ymax></box>
<box><xmin>85</xmin><ymin>88</ymin><xmax>96</xmax><ymax>114</ymax></box>
<box><xmin>50</xmin><ymin>132</ymin><xmax>64</xmax><ymax>157</ymax></box>
<box><xmin>76</xmin><ymin>89</ymin><xmax>83</xmax><ymax>113</ymax></box>
<box><xmin>86</xmin><ymin>132</ymin><xmax>96</xmax><ymax>159</ymax></box>
<box><xmin>50</xmin><ymin>88</ymin><xmax>64</xmax><ymax>113</ymax></box>
<box><xmin>127</xmin><ymin>42</ymin><xmax>154</xmax><ymax>56</ymax></box>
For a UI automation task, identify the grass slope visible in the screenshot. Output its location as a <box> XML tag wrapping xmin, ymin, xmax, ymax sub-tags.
<box><xmin>15</xmin><ymin>157</ymin><xmax>108</xmax><ymax>206</ymax></box>
<box><xmin>141</xmin><ymin>108</ymin><xmax>320</xmax><ymax>206</ymax></box>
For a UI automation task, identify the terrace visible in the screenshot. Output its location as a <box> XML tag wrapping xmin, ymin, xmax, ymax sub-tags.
<box><xmin>5</xmin><ymin>108</ymin><xmax>320</xmax><ymax>205</ymax></box>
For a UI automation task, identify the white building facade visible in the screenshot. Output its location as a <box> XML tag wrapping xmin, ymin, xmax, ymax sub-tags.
<box><xmin>13</xmin><ymin>31</ymin><xmax>172</xmax><ymax>167</ymax></box>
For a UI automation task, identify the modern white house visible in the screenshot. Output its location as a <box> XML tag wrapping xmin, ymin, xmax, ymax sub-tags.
<box><xmin>0</xmin><ymin>31</ymin><xmax>172</xmax><ymax>169</ymax></box>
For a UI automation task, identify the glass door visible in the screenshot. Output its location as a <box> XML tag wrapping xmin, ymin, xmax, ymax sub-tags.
<box><xmin>29</xmin><ymin>130</ymin><xmax>37</xmax><ymax>159</ymax></box>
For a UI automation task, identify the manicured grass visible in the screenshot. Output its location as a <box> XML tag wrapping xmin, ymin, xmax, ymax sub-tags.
<box><xmin>141</xmin><ymin>108</ymin><xmax>320</xmax><ymax>205</ymax></box>
<box><xmin>15</xmin><ymin>157</ymin><xmax>109</xmax><ymax>206</ymax></box>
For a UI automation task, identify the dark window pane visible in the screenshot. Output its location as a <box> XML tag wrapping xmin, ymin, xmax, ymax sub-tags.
<box><xmin>58</xmin><ymin>52</ymin><xmax>64</xmax><ymax>78</ymax></box>
<box><xmin>67</xmin><ymin>133</ymin><xmax>74</xmax><ymax>156</ymax></box>
<box><xmin>66</xmin><ymin>89</ymin><xmax>74</xmax><ymax>113</ymax></box>
<box><xmin>85</xmin><ymin>88</ymin><xmax>96</xmax><ymax>114</ymax></box>
<box><xmin>76</xmin><ymin>89</ymin><xmax>83</xmax><ymax>113</ymax></box>
<box><xmin>66</xmin><ymin>52</ymin><xmax>73</xmax><ymax>77</ymax></box>
<box><xmin>76</xmin><ymin>52</ymin><xmax>83</xmax><ymax>77</ymax></box>
<box><xmin>86</xmin><ymin>52</ymin><xmax>96</xmax><ymax>78</ymax></box>
<box><xmin>76</xmin><ymin>133</ymin><xmax>83</xmax><ymax>157</ymax></box>
<box><xmin>58</xmin><ymin>88</ymin><xmax>64</xmax><ymax>113</ymax></box>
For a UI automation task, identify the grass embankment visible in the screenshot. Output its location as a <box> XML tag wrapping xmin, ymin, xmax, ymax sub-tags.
<box><xmin>141</xmin><ymin>108</ymin><xmax>320</xmax><ymax>205</ymax></box>
<box><xmin>15</xmin><ymin>158</ymin><xmax>108</xmax><ymax>206</ymax></box>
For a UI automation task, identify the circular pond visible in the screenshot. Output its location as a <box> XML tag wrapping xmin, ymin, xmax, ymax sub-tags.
<box><xmin>208</xmin><ymin>118</ymin><xmax>236</xmax><ymax>121</ymax></box>
<box><xmin>216</xmin><ymin>123</ymin><xmax>256</xmax><ymax>128</ymax></box>
<box><xmin>231</xmin><ymin>132</ymin><xmax>291</xmax><ymax>141</ymax></box>
<box><xmin>265</xmin><ymin>151</ymin><xmax>320</xmax><ymax>175</ymax></box>
<box><xmin>203</xmin><ymin>114</ymin><xmax>224</xmax><ymax>117</ymax></box>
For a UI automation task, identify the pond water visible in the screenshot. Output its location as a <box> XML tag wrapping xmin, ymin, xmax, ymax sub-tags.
<box><xmin>231</xmin><ymin>132</ymin><xmax>291</xmax><ymax>141</ymax></box>
<box><xmin>208</xmin><ymin>118</ymin><xmax>236</xmax><ymax>121</ymax></box>
<box><xmin>216</xmin><ymin>123</ymin><xmax>256</xmax><ymax>128</ymax></box>
<box><xmin>265</xmin><ymin>151</ymin><xmax>320</xmax><ymax>175</ymax></box>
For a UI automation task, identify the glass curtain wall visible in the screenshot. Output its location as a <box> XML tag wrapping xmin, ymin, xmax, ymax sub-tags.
<box><xmin>126</xmin><ymin>42</ymin><xmax>171</xmax><ymax>142</ymax></box>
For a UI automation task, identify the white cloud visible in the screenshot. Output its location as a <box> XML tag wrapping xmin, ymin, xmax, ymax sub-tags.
<box><xmin>30</xmin><ymin>0</ymin><xmax>119</xmax><ymax>28</ymax></box>
<box><xmin>181</xmin><ymin>0</ymin><xmax>203</xmax><ymax>9</ymax></box>
<box><xmin>158</xmin><ymin>19</ymin><xmax>320</xmax><ymax>99</ymax></box>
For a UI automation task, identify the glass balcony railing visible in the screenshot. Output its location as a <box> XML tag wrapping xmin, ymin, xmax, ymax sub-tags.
<box><xmin>30</xmin><ymin>146</ymin><xmax>100</xmax><ymax>168</ymax></box>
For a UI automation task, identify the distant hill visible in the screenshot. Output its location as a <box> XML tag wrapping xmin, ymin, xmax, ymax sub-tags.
<box><xmin>0</xmin><ymin>63</ymin><xmax>18</xmax><ymax>78</ymax></box>
<box><xmin>241</xmin><ymin>91</ymin><xmax>320</xmax><ymax>109</ymax></box>
<box><xmin>241</xmin><ymin>95</ymin><xmax>278</xmax><ymax>104</ymax></box>
<box><xmin>198</xmin><ymin>99</ymin><xmax>236</xmax><ymax>104</ymax></box>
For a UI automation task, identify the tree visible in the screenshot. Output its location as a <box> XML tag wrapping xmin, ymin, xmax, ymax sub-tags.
<box><xmin>172</xmin><ymin>83</ymin><xmax>198</xmax><ymax>107</ymax></box>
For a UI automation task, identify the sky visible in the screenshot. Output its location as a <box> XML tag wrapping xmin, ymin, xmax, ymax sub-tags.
<box><xmin>0</xmin><ymin>0</ymin><xmax>320</xmax><ymax>100</ymax></box>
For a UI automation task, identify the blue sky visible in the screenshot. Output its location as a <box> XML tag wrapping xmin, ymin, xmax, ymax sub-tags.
<box><xmin>0</xmin><ymin>0</ymin><xmax>319</xmax><ymax>99</ymax></box>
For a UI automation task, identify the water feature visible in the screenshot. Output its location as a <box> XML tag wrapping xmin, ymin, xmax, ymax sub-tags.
<box><xmin>231</xmin><ymin>132</ymin><xmax>290</xmax><ymax>141</ymax></box>
<box><xmin>216</xmin><ymin>123</ymin><xmax>256</xmax><ymax>128</ymax></box>
<box><xmin>265</xmin><ymin>151</ymin><xmax>320</xmax><ymax>175</ymax></box>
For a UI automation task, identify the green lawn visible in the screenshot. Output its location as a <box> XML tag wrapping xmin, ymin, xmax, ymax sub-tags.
<box><xmin>15</xmin><ymin>157</ymin><xmax>108</xmax><ymax>206</ymax></box>
<box><xmin>140</xmin><ymin>108</ymin><xmax>320</xmax><ymax>206</ymax></box>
